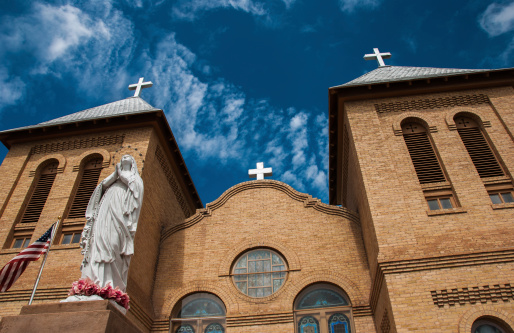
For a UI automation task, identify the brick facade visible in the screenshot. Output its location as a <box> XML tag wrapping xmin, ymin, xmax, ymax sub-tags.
<box><xmin>0</xmin><ymin>68</ymin><xmax>513</xmax><ymax>332</ymax></box>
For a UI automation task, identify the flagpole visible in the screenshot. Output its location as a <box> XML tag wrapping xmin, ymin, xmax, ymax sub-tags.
<box><xmin>28</xmin><ymin>216</ymin><xmax>61</xmax><ymax>305</ymax></box>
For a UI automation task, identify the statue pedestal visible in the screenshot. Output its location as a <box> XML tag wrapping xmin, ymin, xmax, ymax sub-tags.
<box><xmin>0</xmin><ymin>300</ymin><xmax>142</xmax><ymax>333</ymax></box>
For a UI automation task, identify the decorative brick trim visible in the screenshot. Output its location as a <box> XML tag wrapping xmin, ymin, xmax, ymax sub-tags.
<box><xmin>218</xmin><ymin>238</ymin><xmax>301</xmax><ymax>276</ymax></box>
<box><xmin>0</xmin><ymin>287</ymin><xmax>68</xmax><ymax>302</ymax></box>
<box><xmin>431</xmin><ymin>284</ymin><xmax>513</xmax><ymax>307</ymax></box>
<box><xmin>30</xmin><ymin>134</ymin><xmax>124</xmax><ymax>155</ymax></box>
<box><xmin>392</xmin><ymin>112</ymin><xmax>437</xmax><ymax>136</ymax></box>
<box><xmin>380</xmin><ymin>308</ymin><xmax>390</xmax><ymax>333</ymax></box>
<box><xmin>72</xmin><ymin>149</ymin><xmax>111</xmax><ymax>172</ymax></box>
<box><xmin>155</xmin><ymin>145</ymin><xmax>192</xmax><ymax>218</ymax></box>
<box><xmin>458</xmin><ymin>307</ymin><xmax>514</xmax><ymax>333</ymax></box>
<box><xmin>376</xmin><ymin>94</ymin><xmax>489</xmax><ymax>114</ymax></box>
<box><xmin>162</xmin><ymin>281</ymin><xmax>237</xmax><ymax>319</ymax></box>
<box><xmin>445</xmin><ymin>108</ymin><xmax>492</xmax><ymax>131</ymax></box>
<box><xmin>284</xmin><ymin>270</ymin><xmax>366</xmax><ymax>309</ymax></box>
<box><xmin>128</xmin><ymin>298</ymin><xmax>153</xmax><ymax>331</ymax></box>
<box><xmin>370</xmin><ymin>249</ymin><xmax>514</xmax><ymax>312</ymax></box>
<box><xmin>29</xmin><ymin>154</ymin><xmax>66</xmax><ymax>177</ymax></box>
<box><xmin>227</xmin><ymin>312</ymin><xmax>294</xmax><ymax>327</ymax></box>
<box><xmin>161</xmin><ymin>180</ymin><xmax>359</xmax><ymax>242</ymax></box>
<box><xmin>151</xmin><ymin>319</ymin><xmax>169</xmax><ymax>332</ymax></box>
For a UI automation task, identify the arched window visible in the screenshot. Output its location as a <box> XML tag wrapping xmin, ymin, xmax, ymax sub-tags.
<box><xmin>171</xmin><ymin>293</ymin><xmax>226</xmax><ymax>333</ymax></box>
<box><xmin>294</xmin><ymin>283</ymin><xmax>353</xmax><ymax>333</ymax></box>
<box><xmin>471</xmin><ymin>317</ymin><xmax>512</xmax><ymax>333</ymax></box>
<box><xmin>402</xmin><ymin>121</ymin><xmax>456</xmax><ymax>210</ymax></box>
<box><xmin>402</xmin><ymin>121</ymin><xmax>445</xmax><ymax>184</ymax></box>
<box><xmin>455</xmin><ymin>116</ymin><xmax>504</xmax><ymax>178</ymax></box>
<box><xmin>60</xmin><ymin>155</ymin><xmax>103</xmax><ymax>244</ymax></box>
<box><xmin>19</xmin><ymin>160</ymin><xmax>59</xmax><ymax>224</ymax></box>
<box><xmin>232</xmin><ymin>248</ymin><xmax>288</xmax><ymax>298</ymax></box>
<box><xmin>455</xmin><ymin>115</ymin><xmax>514</xmax><ymax>204</ymax></box>
<box><xmin>67</xmin><ymin>156</ymin><xmax>103</xmax><ymax>219</ymax></box>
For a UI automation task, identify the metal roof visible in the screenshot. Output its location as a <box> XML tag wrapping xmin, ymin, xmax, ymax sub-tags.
<box><xmin>0</xmin><ymin>97</ymin><xmax>160</xmax><ymax>134</ymax></box>
<box><xmin>331</xmin><ymin>66</ymin><xmax>494</xmax><ymax>89</ymax></box>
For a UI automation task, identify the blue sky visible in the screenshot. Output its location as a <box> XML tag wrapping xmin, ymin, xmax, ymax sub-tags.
<box><xmin>1</xmin><ymin>0</ymin><xmax>514</xmax><ymax>205</ymax></box>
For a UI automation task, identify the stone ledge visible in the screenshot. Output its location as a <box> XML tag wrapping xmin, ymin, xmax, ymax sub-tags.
<box><xmin>491</xmin><ymin>202</ymin><xmax>514</xmax><ymax>210</ymax></box>
<box><xmin>426</xmin><ymin>207</ymin><xmax>467</xmax><ymax>216</ymax></box>
<box><xmin>0</xmin><ymin>300</ymin><xmax>142</xmax><ymax>333</ymax></box>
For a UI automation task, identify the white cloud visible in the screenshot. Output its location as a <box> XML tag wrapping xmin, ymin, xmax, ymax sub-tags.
<box><xmin>172</xmin><ymin>0</ymin><xmax>296</xmax><ymax>20</ymax></box>
<box><xmin>479</xmin><ymin>2</ymin><xmax>514</xmax><ymax>37</ymax></box>
<box><xmin>0</xmin><ymin>2</ymin><xmax>327</xmax><ymax>200</ymax></box>
<box><xmin>338</xmin><ymin>0</ymin><xmax>381</xmax><ymax>13</ymax></box>
<box><xmin>0</xmin><ymin>3</ymin><xmax>134</xmax><ymax>97</ymax></box>
<box><xmin>0</xmin><ymin>68</ymin><xmax>25</xmax><ymax>112</ymax></box>
<box><xmin>172</xmin><ymin>0</ymin><xmax>267</xmax><ymax>20</ymax></box>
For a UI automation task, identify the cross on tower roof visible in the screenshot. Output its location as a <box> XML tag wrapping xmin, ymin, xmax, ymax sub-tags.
<box><xmin>128</xmin><ymin>77</ymin><xmax>153</xmax><ymax>97</ymax></box>
<box><xmin>248</xmin><ymin>162</ymin><xmax>272</xmax><ymax>180</ymax></box>
<box><xmin>363</xmin><ymin>48</ymin><xmax>391</xmax><ymax>67</ymax></box>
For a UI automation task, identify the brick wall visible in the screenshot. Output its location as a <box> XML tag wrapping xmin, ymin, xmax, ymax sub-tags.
<box><xmin>152</xmin><ymin>181</ymin><xmax>373</xmax><ymax>332</ymax></box>
<box><xmin>343</xmin><ymin>85</ymin><xmax>514</xmax><ymax>332</ymax></box>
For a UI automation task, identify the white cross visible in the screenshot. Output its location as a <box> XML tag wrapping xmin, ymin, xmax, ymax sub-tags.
<box><xmin>128</xmin><ymin>77</ymin><xmax>153</xmax><ymax>97</ymax></box>
<box><xmin>248</xmin><ymin>162</ymin><xmax>272</xmax><ymax>180</ymax></box>
<box><xmin>363</xmin><ymin>48</ymin><xmax>391</xmax><ymax>67</ymax></box>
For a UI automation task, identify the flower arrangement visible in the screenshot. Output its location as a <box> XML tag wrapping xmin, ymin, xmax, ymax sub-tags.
<box><xmin>68</xmin><ymin>278</ymin><xmax>130</xmax><ymax>310</ymax></box>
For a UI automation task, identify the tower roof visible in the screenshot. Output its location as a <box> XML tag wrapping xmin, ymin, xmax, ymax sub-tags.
<box><xmin>331</xmin><ymin>66</ymin><xmax>495</xmax><ymax>89</ymax></box>
<box><xmin>0</xmin><ymin>97</ymin><xmax>160</xmax><ymax>134</ymax></box>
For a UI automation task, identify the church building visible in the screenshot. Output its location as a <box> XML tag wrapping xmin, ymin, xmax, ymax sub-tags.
<box><xmin>0</xmin><ymin>52</ymin><xmax>512</xmax><ymax>332</ymax></box>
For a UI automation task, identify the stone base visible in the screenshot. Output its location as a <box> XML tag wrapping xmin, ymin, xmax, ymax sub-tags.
<box><xmin>0</xmin><ymin>300</ymin><xmax>142</xmax><ymax>333</ymax></box>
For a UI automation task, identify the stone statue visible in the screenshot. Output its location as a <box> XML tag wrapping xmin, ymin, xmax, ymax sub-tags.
<box><xmin>80</xmin><ymin>154</ymin><xmax>144</xmax><ymax>292</ymax></box>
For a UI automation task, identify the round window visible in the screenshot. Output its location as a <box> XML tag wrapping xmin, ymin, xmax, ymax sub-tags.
<box><xmin>232</xmin><ymin>249</ymin><xmax>288</xmax><ymax>298</ymax></box>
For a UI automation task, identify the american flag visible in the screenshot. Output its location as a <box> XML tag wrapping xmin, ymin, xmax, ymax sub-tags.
<box><xmin>0</xmin><ymin>224</ymin><xmax>55</xmax><ymax>292</ymax></box>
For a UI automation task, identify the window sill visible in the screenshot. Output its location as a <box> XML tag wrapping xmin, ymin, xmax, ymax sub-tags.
<box><xmin>427</xmin><ymin>207</ymin><xmax>467</xmax><ymax>216</ymax></box>
<box><xmin>491</xmin><ymin>202</ymin><xmax>514</xmax><ymax>210</ymax></box>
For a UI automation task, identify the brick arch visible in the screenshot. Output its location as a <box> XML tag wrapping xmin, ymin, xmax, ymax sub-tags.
<box><xmin>163</xmin><ymin>281</ymin><xmax>237</xmax><ymax>316</ymax></box>
<box><xmin>446</xmin><ymin>108</ymin><xmax>491</xmax><ymax>131</ymax></box>
<box><xmin>218</xmin><ymin>237</ymin><xmax>301</xmax><ymax>276</ymax></box>
<box><xmin>458</xmin><ymin>306</ymin><xmax>514</xmax><ymax>332</ymax></box>
<box><xmin>284</xmin><ymin>270</ymin><xmax>365</xmax><ymax>308</ymax></box>
<box><xmin>74</xmin><ymin>149</ymin><xmax>111</xmax><ymax>170</ymax></box>
<box><xmin>392</xmin><ymin>112</ymin><xmax>437</xmax><ymax>136</ymax></box>
<box><xmin>30</xmin><ymin>153</ymin><xmax>66</xmax><ymax>176</ymax></box>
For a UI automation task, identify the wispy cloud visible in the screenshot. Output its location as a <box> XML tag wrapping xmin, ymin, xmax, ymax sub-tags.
<box><xmin>0</xmin><ymin>1</ymin><xmax>328</xmax><ymax>201</ymax></box>
<box><xmin>0</xmin><ymin>68</ymin><xmax>25</xmax><ymax>112</ymax></box>
<box><xmin>479</xmin><ymin>2</ymin><xmax>514</xmax><ymax>65</ymax></box>
<box><xmin>142</xmin><ymin>34</ymin><xmax>328</xmax><ymax>199</ymax></box>
<box><xmin>338</xmin><ymin>0</ymin><xmax>382</xmax><ymax>13</ymax></box>
<box><xmin>0</xmin><ymin>3</ymin><xmax>135</xmax><ymax>97</ymax></box>
<box><xmin>172</xmin><ymin>0</ymin><xmax>296</xmax><ymax>21</ymax></box>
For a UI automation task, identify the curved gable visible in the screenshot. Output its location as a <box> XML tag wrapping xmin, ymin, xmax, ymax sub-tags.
<box><xmin>162</xmin><ymin>180</ymin><xmax>359</xmax><ymax>241</ymax></box>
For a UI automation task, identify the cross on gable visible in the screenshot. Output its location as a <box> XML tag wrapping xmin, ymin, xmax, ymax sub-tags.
<box><xmin>128</xmin><ymin>77</ymin><xmax>153</xmax><ymax>97</ymax></box>
<box><xmin>364</xmin><ymin>48</ymin><xmax>391</xmax><ymax>67</ymax></box>
<box><xmin>248</xmin><ymin>162</ymin><xmax>272</xmax><ymax>180</ymax></box>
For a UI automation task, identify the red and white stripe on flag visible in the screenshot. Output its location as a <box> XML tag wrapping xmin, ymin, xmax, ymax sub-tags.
<box><xmin>0</xmin><ymin>225</ymin><xmax>55</xmax><ymax>292</ymax></box>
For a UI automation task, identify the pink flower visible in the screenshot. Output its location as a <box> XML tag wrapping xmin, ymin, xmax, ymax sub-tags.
<box><xmin>67</xmin><ymin>279</ymin><xmax>130</xmax><ymax>309</ymax></box>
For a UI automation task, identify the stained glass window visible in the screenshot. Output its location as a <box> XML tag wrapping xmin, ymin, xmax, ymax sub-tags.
<box><xmin>328</xmin><ymin>313</ymin><xmax>351</xmax><ymax>333</ymax></box>
<box><xmin>204</xmin><ymin>323</ymin><xmax>224</xmax><ymax>333</ymax></box>
<box><xmin>171</xmin><ymin>293</ymin><xmax>226</xmax><ymax>333</ymax></box>
<box><xmin>295</xmin><ymin>284</ymin><xmax>353</xmax><ymax>333</ymax></box>
<box><xmin>176</xmin><ymin>324</ymin><xmax>195</xmax><ymax>333</ymax></box>
<box><xmin>297</xmin><ymin>289</ymin><xmax>348</xmax><ymax>310</ymax></box>
<box><xmin>232</xmin><ymin>249</ymin><xmax>287</xmax><ymax>298</ymax></box>
<box><xmin>179</xmin><ymin>299</ymin><xmax>225</xmax><ymax>318</ymax></box>
<box><xmin>298</xmin><ymin>316</ymin><xmax>319</xmax><ymax>333</ymax></box>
